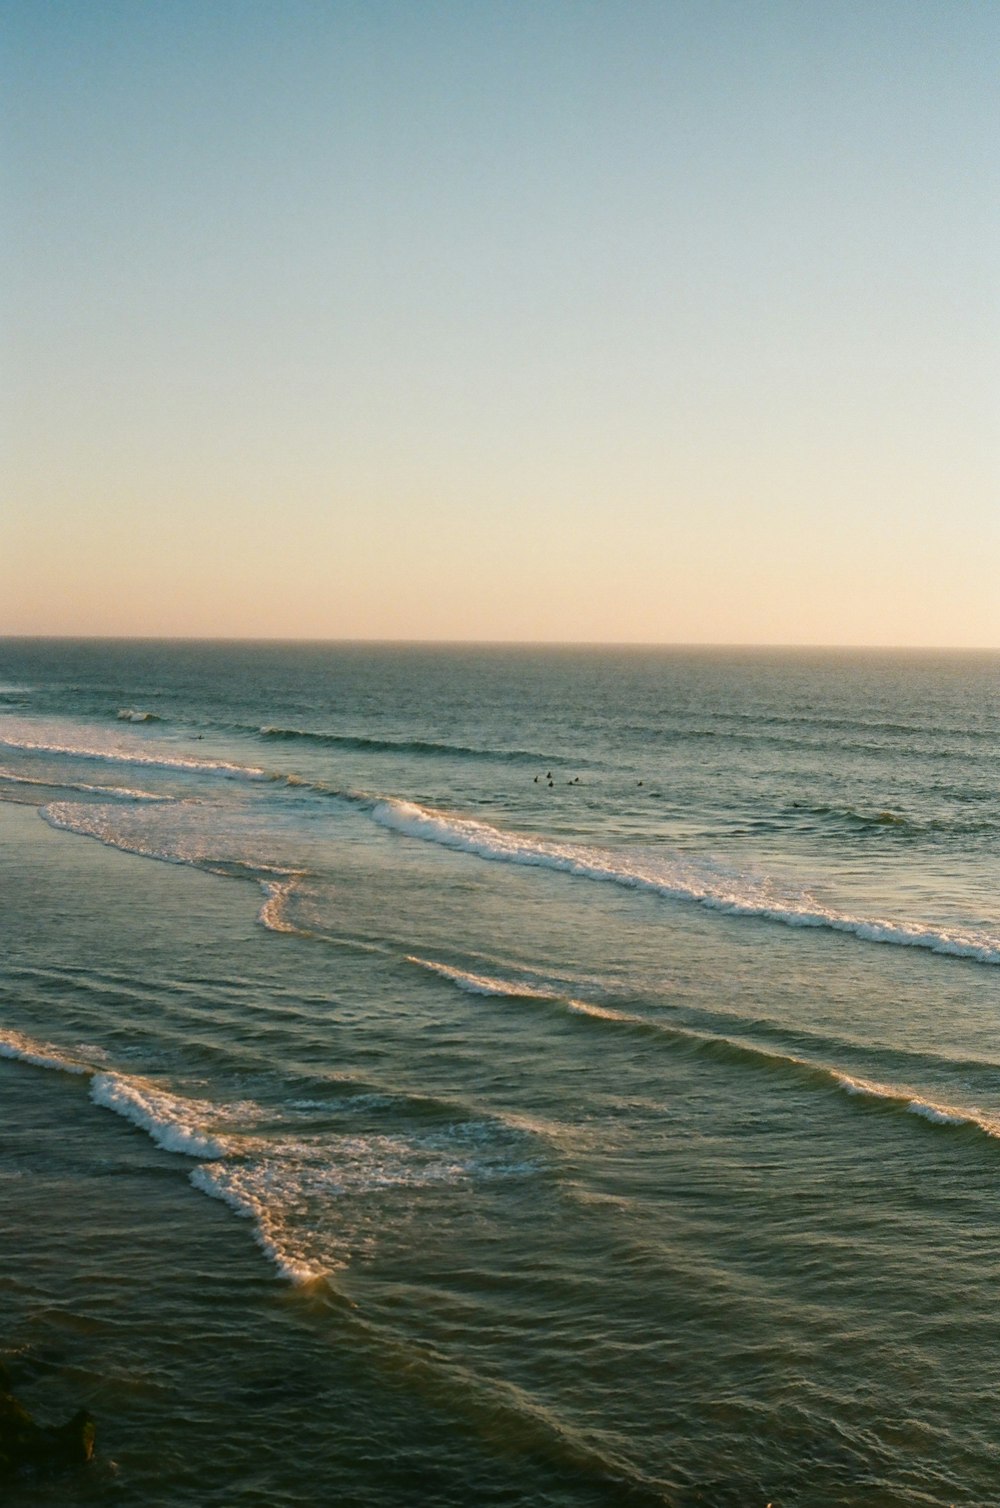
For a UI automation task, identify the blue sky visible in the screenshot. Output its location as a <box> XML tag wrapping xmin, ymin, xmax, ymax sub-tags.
<box><xmin>4</xmin><ymin>0</ymin><xmax>998</xmax><ymax>643</ymax></box>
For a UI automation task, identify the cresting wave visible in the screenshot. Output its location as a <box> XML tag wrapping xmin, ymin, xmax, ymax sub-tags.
<box><xmin>375</xmin><ymin>799</ymin><xmax>1000</xmax><ymax>965</ymax></box>
<box><xmin>0</xmin><ymin>1027</ymin><xmax>88</xmax><ymax>1076</ymax></box>
<box><xmin>0</xmin><ymin>1030</ymin><xmax>328</xmax><ymax>1283</ymax></box>
<box><xmin>116</xmin><ymin>708</ymin><xmax>162</xmax><ymax>723</ymax></box>
<box><xmin>258</xmin><ymin>724</ymin><xmax>560</xmax><ymax>764</ymax></box>
<box><xmin>0</xmin><ymin>1024</ymin><xmax>538</xmax><ymax>1285</ymax></box>
<box><xmin>0</xmin><ymin>726</ymin><xmax>265</xmax><ymax>778</ymax></box>
<box><xmin>414</xmin><ymin>959</ymin><xmax>1000</xmax><ymax>1143</ymax></box>
<box><xmin>0</xmin><ymin>766</ymin><xmax>170</xmax><ymax>802</ymax></box>
<box><xmin>90</xmin><ymin>1073</ymin><xmax>229</xmax><ymax>1158</ymax></box>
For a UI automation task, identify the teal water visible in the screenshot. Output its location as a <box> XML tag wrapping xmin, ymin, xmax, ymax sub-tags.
<box><xmin>1</xmin><ymin>641</ymin><xmax>998</xmax><ymax>1505</ymax></box>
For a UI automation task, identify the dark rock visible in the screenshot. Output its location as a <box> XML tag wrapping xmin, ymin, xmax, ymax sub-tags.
<box><xmin>0</xmin><ymin>1371</ymin><xmax>95</xmax><ymax>1477</ymax></box>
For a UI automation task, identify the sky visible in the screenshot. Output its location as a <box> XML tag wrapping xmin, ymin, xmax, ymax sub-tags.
<box><xmin>3</xmin><ymin>0</ymin><xmax>998</xmax><ymax>645</ymax></box>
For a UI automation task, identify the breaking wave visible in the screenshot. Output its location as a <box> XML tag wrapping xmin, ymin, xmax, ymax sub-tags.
<box><xmin>0</xmin><ymin>724</ymin><xmax>265</xmax><ymax>778</ymax></box>
<box><xmin>373</xmin><ymin>799</ymin><xmax>1000</xmax><ymax>965</ymax></box>
<box><xmin>0</xmin><ymin>1027</ymin><xmax>89</xmax><ymax>1076</ymax></box>
<box><xmin>0</xmin><ymin>766</ymin><xmax>170</xmax><ymax>802</ymax></box>
<box><xmin>90</xmin><ymin>1072</ymin><xmax>229</xmax><ymax>1158</ymax></box>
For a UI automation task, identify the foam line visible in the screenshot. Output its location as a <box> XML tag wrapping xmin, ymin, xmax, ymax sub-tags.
<box><xmin>0</xmin><ymin>1028</ymin><xmax>88</xmax><ymax>1076</ymax></box>
<box><xmin>406</xmin><ymin>956</ymin><xmax>561</xmax><ymax>1000</ymax></box>
<box><xmin>374</xmin><ymin>799</ymin><xmax>1000</xmax><ymax>964</ymax></box>
<box><xmin>0</xmin><ymin>767</ymin><xmax>169</xmax><ymax>801</ymax></box>
<box><xmin>0</xmin><ymin>725</ymin><xmax>265</xmax><ymax>778</ymax></box>
<box><xmin>89</xmin><ymin>1073</ymin><xmax>228</xmax><ymax>1158</ymax></box>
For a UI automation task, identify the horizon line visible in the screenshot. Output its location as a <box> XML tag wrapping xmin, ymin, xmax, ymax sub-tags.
<box><xmin>1</xmin><ymin>635</ymin><xmax>997</xmax><ymax>653</ymax></box>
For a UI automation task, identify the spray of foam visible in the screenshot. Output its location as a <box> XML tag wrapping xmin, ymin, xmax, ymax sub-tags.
<box><xmin>89</xmin><ymin>1073</ymin><xmax>228</xmax><ymax>1158</ymax></box>
<box><xmin>189</xmin><ymin>1164</ymin><xmax>330</xmax><ymax>1284</ymax></box>
<box><xmin>0</xmin><ymin>1029</ymin><xmax>88</xmax><ymax>1076</ymax></box>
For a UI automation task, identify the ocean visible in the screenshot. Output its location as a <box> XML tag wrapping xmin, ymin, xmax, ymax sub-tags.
<box><xmin>0</xmin><ymin>639</ymin><xmax>998</xmax><ymax>1507</ymax></box>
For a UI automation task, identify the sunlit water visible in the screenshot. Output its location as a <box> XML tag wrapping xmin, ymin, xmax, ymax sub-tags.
<box><xmin>1</xmin><ymin>641</ymin><xmax>998</xmax><ymax>1506</ymax></box>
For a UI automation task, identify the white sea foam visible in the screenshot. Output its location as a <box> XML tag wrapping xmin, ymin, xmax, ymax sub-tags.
<box><xmin>406</xmin><ymin>956</ymin><xmax>557</xmax><ymax>1000</ymax></box>
<box><xmin>189</xmin><ymin>1130</ymin><xmax>486</xmax><ymax>1284</ymax></box>
<box><xmin>833</xmin><ymin>1072</ymin><xmax>1000</xmax><ymax>1136</ymax></box>
<box><xmin>116</xmin><ymin>708</ymin><xmax>161</xmax><ymax>723</ymax></box>
<box><xmin>0</xmin><ymin>1028</ymin><xmax>88</xmax><ymax>1076</ymax></box>
<box><xmin>257</xmin><ymin>875</ymin><xmax>311</xmax><ymax>935</ymax></box>
<box><xmin>0</xmin><ymin>767</ymin><xmax>169</xmax><ymax>802</ymax></box>
<box><xmin>0</xmin><ymin>720</ymin><xmax>264</xmax><ymax>778</ymax></box>
<box><xmin>375</xmin><ymin>799</ymin><xmax>1000</xmax><ymax>964</ymax></box>
<box><xmin>189</xmin><ymin>1164</ymin><xmax>330</xmax><ymax>1284</ymax></box>
<box><xmin>89</xmin><ymin>1073</ymin><xmax>228</xmax><ymax>1158</ymax></box>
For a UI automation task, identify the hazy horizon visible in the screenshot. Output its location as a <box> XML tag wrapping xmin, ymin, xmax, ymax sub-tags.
<box><xmin>2</xmin><ymin>633</ymin><xmax>997</xmax><ymax>653</ymax></box>
<box><xmin>5</xmin><ymin>1</ymin><xmax>998</xmax><ymax>647</ymax></box>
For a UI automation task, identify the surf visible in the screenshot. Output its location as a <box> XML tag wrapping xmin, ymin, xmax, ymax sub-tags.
<box><xmin>373</xmin><ymin>798</ymin><xmax>1000</xmax><ymax>965</ymax></box>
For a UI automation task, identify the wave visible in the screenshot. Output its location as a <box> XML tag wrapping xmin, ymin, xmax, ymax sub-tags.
<box><xmin>407</xmin><ymin>956</ymin><xmax>565</xmax><ymax>1001</ymax></box>
<box><xmin>408</xmin><ymin>957</ymin><xmax>645</xmax><ymax>1027</ymax></box>
<box><xmin>41</xmin><ymin>797</ymin><xmax>313</xmax><ymax>941</ymax></box>
<box><xmin>415</xmin><ymin>957</ymin><xmax>1000</xmax><ymax>1145</ymax></box>
<box><xmin>0</xmin><ymin>767</ymin><xmax>170</xmax><ymax>802</ymax></box>
<box><xmin>116</xmin><ymin>708</ymin><xmax>162</xmax><ymax>723</ymax></box>
<box><xmin>90</xmin><ymin>1072</ymin><xmax>229</xmax><ymax>1158</ymax></box>
<box><xmin>374</xmin><ymin>799</ymin><xmax>1000</xmax><ymax>965</ymax></box>
<box><xmin>257</xmin><ymin>874</ymin><xmax>314</xmax><ymax>937</ymax></box>
<box><xmin>0</xmin><ymin>725</ymin><xmax>265</xmax><ymax>779</ymax></box>
<box><xmin>790</xmin><ymin>802</ymin><xmax>996</xmax><ymax>839</ymax></box>
<box><xmin>188</xmin><ymin>1163</ymin><xmax>328</xmax><ymax>1284</ymax></box>
<box><xmin>833</xmin><ymin>1072</ymin><xmax>1000</xmax><ymax>1137</ymax></box>
<box><xmin>258</xmin><ymin>725</ymin><xmax>559</xmax><ymax>765</ymax></box>
<box><xmin>0</xmin><ymin>1027</ymin><xmax>89</xmax><ymax>1076</ymax></box>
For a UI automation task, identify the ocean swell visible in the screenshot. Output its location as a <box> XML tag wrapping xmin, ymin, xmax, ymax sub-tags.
<box><xmin>259</xmin><ymin>725</ymin><xmax>559</xmax><ymax>764</ymax></box>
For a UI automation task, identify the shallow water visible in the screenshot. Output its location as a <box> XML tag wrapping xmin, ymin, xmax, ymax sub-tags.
<box><xmin>1</xmin><ymin>641</ymin><xmax>998</xmax><ymax>1504</ymax></box>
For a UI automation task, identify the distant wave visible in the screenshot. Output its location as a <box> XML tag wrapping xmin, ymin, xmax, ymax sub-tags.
<box><xmin>0</xmin><ymin>725</ymin><xmax>265</xmax><ymax>778</ymax></box>
<box><xmin>259</xmin><ymin>725</ymin><xmax>559</xmax><ymax>764</ymax></box>
<box><xmin>374</xmin><ymin>799</ymin><xmax>1000</xmax><ymax>965</ymax></box>
<box><xmin>116</xmin><ymin>708</ymin><xmax>162</xmax><ymax>723</ymax></box>
<box><xmin>790</xmin><ymin>802</ymin><xmax>995</xmax><ymax>837</ymax></box>
<box><xmin>407</xmin><ymin>956</ymin><xmax>566</xmax><ymax>1001</ymax></box>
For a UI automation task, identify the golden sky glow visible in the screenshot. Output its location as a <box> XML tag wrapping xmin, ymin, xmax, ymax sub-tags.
<box><xmin>4</xmin><ymin>1</ymin><xmax>998</xmax><ymax>644</ymax></box>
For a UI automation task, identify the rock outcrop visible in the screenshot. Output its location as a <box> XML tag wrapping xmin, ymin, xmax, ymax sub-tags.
<box><xmin>0</xmin><ymin>1365</ymin><xmax>95</xmax><ymax>1477</ymax></box>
